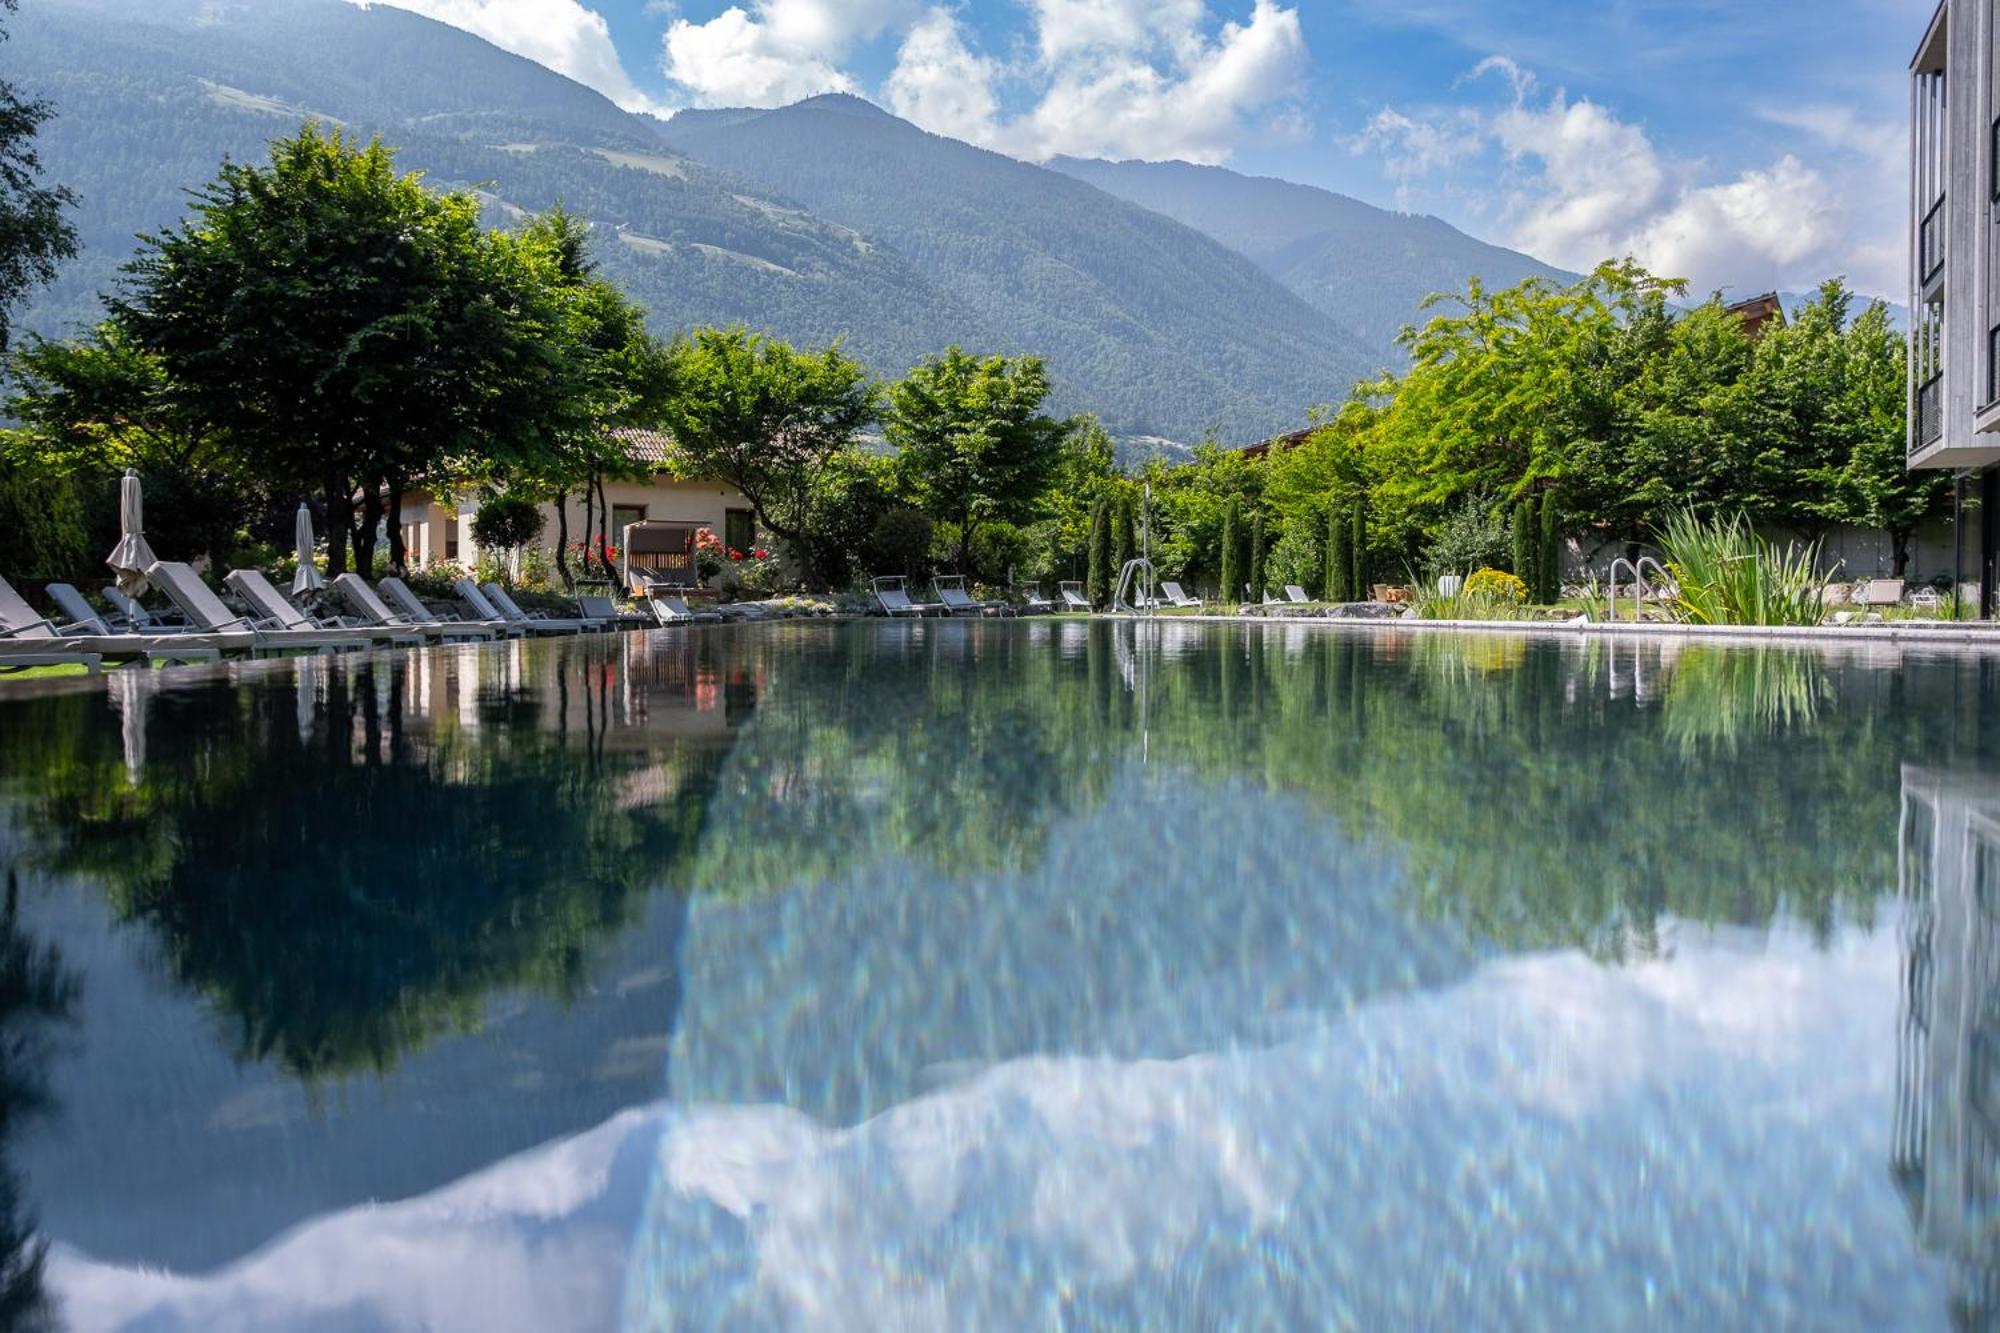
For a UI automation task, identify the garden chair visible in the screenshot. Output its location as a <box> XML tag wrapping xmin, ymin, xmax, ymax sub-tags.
<box><xmin>225</xmin><ymin>569</ymin><xmax>421</xmax><ymax>648</ymax></box>
<box><xmin>933</xmin><ymin>575</ymin><xmax>1012</xmax><ymax>617</ymax></box>
<box><xmin>149</xmin><ymin>561</ymin><xmax>356</xmax><ymax>655</ymax></box>
<box><xmin>480</xmin><ymin>581</ymin><xmax>603</xmax><ymax>635</ymax></box>
<box><xmin>46</xmin><ymin>583</ymin><xmax>115</xmax><ymax>634</ymax></box>
<box><xmin>0</xmin><ymin>573</ymin><xmax>216</xmax><ymax>666</ymax></box>
<box><xmin>101</xmin><ymin>584</ymin><xmax>193</xmax><ymax>632</ymax></box>
<box><xmin>1058</xmin><ymin>580</ymin><xmax>1092</xmax><ymax>612</ymax></box>
<box><xmin>648</xmin><ymin>591</ymin><xmax>723</xmax><ymax>625</ymax></box>
<box><xmin>376</xmin><ymin>576</ymin><xmax>517</xmax><ymax>637</ymax></box>
<box><xmin>1022</xmin><ymin>587</ymin><xmax>1055</xmax><ymax>614</ymax></box>
<box><xmin>334</xmin><ymin>574</ymin><xmax>494</xmax><ymax>642</ymax></box>
<box><xmin>1159</xmin><ymin>582</ymin><xmax>1203</xmax><ymax>609</ymax></box>
<box><xmin>872</xmin><ymin>576</ymin><xmax>942</xmax><ymax>617</ymax></box>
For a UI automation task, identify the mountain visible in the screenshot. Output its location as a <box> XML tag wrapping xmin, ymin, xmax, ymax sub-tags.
<box><xmin>655</xmin><ymin>96</ymin><xmax>1385</xmax><ymax>444</ymax></box>
<box><xmin>14</xmin><ymin>1</ymin><xmax>1378</xmax><ymax>446</ymax></box>
<box><xmin>1047</xmin><ymin>157</ymin><xmax>1574</xmax><ymax>359</ymax></box>
<box><xmin>10</xmin><ymin>0</ymin><xmax>974</xmax><ymax>424</ymax></box>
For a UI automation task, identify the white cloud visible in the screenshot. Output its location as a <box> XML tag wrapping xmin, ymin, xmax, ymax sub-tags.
<box><xmin>881</xmin><ymin>10</ymin><xmax>1000</xmax><ymax>147</ymax></box>
<box><xmin>351</xmin><ymin>0</ymin><xmax>673</xmax><ymax>116</ymax></box>
<box><xmin>662</xmin><ymin>0</ymin><xmax>917</xmax><ymax>107</ymax></box>
<box><xmin>1359</xmin><ymin>61</ymin><xmax>1864</xmax><ymax>296</ymax></box>
<box><xmin>884</xmin><ymin>0</ymin><xmax>1308</xmax><ymax>165</ymax></box>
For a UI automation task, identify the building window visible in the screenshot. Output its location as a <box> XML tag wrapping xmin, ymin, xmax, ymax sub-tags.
<box><xmin>611</xmin><ymin>505</ymin><xmax>647</xmax><ymax>543</ymax></box>
<box><xmin>725</xmin><ymin>507</ymin><xmax>756</xmax><ymax>555</ymax></box>
<box><xmin>445</xmin><ymin>523</ymin><xmax>460</xmax><ymax>561</ymax></box>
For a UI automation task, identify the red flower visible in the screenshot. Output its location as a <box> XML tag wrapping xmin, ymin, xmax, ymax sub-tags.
<box><xmin>728</xmin><ymin>548</ymin><xmax>744</xmax><ymax>561</ymax></box>
<box><xmin>752</xmin><ymin>548</ymin><xmax>768</xmax><ymax>560</ymax></box>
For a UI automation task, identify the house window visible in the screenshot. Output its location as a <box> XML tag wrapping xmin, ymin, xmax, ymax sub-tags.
<box><xmin>445</xmin><ymin>523</ymin><xmax>460</xmax><ymax>561</ymax></box>
<box><xmin>725</xmin><ymin>508</ymin><xmax>756</xmax><ymax>554</ymax></box>
<box><xmin>611</xmin><ymin>505</ymin><xmax>647</xmax><ymax>543</ymax></box>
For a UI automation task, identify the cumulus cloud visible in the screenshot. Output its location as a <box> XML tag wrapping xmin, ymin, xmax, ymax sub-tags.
<box><xmin>662</xmin><ymin>0</ymin><xmax>917</xmax><ymax>107</ymax></box>
<box><xmin>351</xmin><ymin>0</ymin><xmax>673</xmax><ymax>116</ymax></box>
<box><xmin>1358</xmin><ymin>60</ymin><xmax>1857</xmax><ymax>296</ymax></box>
<box><xmin>883</xmin><ymin>0</ymin><xmax>1308</xmax><ymax>164</ymax></box>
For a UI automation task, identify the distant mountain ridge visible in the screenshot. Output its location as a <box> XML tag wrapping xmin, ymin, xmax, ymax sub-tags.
<box><xmin>1047</xmin><ymin>157</ymin><xmax>1575</xmax><ymax>360</ymax></box>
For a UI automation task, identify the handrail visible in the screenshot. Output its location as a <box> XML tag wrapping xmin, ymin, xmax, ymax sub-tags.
<box><xmin>1606</xmin><ymin>556</ymin><xmax>1672</xmax><ymax>623</ymax></box>
<box><xmin>1112</xmin><ymin>558</ymin><xmax>1157</xmax><ymax>615</ymax></box>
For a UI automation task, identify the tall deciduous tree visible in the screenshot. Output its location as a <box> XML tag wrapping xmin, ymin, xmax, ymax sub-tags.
<box><xmin>886</xmin><ymin>346</ymin><xmax>1070</xmax><ymax>571</ymax></box>
<box><xmin>655</xmin><ymin>325</ymin><xmax>877</xmax><ymax>589</ymax></box>
<box><xmin>0</xmin><ymin>0</ymin><xmax>76</xmax><ymax>354</ymax></box>
<box><xmin>108</xmin><ymin>123</ymin><xmax>546</xmax><ymax>574</ymax></box>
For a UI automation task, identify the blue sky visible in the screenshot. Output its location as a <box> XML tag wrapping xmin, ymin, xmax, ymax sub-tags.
<box><xmin>360</xmin><ymin>0</ymin><xmax>1917</xmax><ymax>298</ymax></box>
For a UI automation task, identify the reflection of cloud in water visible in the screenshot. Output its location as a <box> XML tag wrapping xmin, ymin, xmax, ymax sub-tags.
<box><xmin>627</xmin><ymin>922</ymin><xmax>1935</xmax><ymax>1331</ymax></box>
<box><xmin>48</xmin><ymin>925</ymin><xmax>1939</xmax><ymax>1331</ymax></box>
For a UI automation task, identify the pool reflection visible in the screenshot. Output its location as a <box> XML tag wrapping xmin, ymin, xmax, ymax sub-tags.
<box><xmin>0</xmin><ymin>622</ymin><xmax>1991</xmax><ymax>1328</ymax></box>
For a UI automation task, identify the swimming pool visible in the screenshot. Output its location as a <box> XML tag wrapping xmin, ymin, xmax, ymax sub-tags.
<box><xmin>0</xmin><ymin>619</ymin><xmax>1983</xmax><ymax>1329</ymax></box>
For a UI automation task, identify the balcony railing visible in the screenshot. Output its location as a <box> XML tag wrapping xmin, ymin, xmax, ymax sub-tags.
<box><xmin>1921</xmin><ymin>196</ymin><xmax>1947</xmax><ymax>287</ymax></box>
<box><xmin>1916</xmin><ymin>372</ymin><xmax>1944</xmax><ymax>454</ymax></box>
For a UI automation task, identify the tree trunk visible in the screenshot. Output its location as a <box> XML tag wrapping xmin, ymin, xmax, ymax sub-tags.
<box><xmin>324</xmin><ymin>470</ymin><xmax>352</xmax><ymax>577</ymax></box>
<box><xmin>594</xmin><ymin>471</ymin><xmax>615</xmax><ymax>583</ymax></box>
<box><xmin>553</xmin><ymin>489</ymin><xmax>572</xmax><ymax>591</ymax></box>
<box><xmin>353</xmin><ymin>478</ymin><xmax>383</xmax><ymax>576</ymax></box>
<box><xmin>386</xmin><ymin>476</ymin><xmax>407</xmax><ymax>575</ymax></box>
<box><xmin>1892</xmin><ymin>528</ymin><xmax>1912</xmax><ymax>578</ymax></box>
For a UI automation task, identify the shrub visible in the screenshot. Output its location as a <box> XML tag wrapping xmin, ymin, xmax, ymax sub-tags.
<box><xmin>1655</xmin><ymin>508</ymin><xmax>1825</xmax><ymax>627</ymax></box>
<box><xmin>1267</xmin><ymin>521</ymin><xmax>1321</xmax><ymax>597</ymax></box>
<box><xmin>471</xmin><ymin>491</ymin><xmax>545</xmax><ymax>554</ymax></box>
<box><xmin>1426</xmin><ymin>495</ymin><xmax>1510</xmax><ymax>580</ymax></box>
<box><xmin>1464</xmin><ymin>568</ymin><xmax>1527</xmax><ymax>602</ymax></box>
<box><xmin>970</xmin><ymin>521</ymin><xmax>1032</xmax><ymax>586</ymax></box>
<box><xmin>867</xmin><ymin>505</ymin><xmax>933</xmax><ymax>578</ymax></box>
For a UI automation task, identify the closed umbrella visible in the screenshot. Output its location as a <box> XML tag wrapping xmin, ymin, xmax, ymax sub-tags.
<box><xmin>292</xmin><ymin>502</ymin><xmax>326</xmax><ymax>598</ymax></box>
<box><xmin>106</xmin><ymin>468</ymin><xmax>158</xmax><ymax>595</ymax></box>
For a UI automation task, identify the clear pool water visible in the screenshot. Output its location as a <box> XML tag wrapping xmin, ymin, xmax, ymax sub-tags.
<box><xmin>0</xmin><ymin>620</ymin><xmax>1989</xmax><ymax>1330</ymax></box>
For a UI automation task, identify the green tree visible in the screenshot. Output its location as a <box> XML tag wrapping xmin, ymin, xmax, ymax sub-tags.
<box><xmin>1248</xmin><ymin>514</ymin><xmax>1267</xmax><ymax>602</ymax></box>
<box><xmin>1325</xmin><ymin>503</ymin><xmax>1350</xmax><ymax>602</ymax></box>
<box><xmin>886</xmin><ymin>347</ymin><xmax>1070</xmax><ymax>571</ymax></box>
<box><xmin>108</xmin><ymin>123</ymin><xmax>552</xmax><ymax>574</ymax></box>
<box><xmin>1219</xmin><ymin>495</ymin><xmax>1242</xmax><ymax>605</ymax></box>
<box><xmin>470</xmin><ymin>492</ymin><xmax>546</xmax><ymax>578</ymax></box>
<box><xmin>1352</xmin><ymin>495</ymin><xmax>1371</xmax><ymax>597</ymax></box>
<box><xmin>656</xmin><ymin>325</ymin><xmax>877</xmax><ymax>589</ymax></box>
<box><xmin>1537</xmin><ymin>491</ymin><xmax>1562</xmax><ymax>602</ymax></box>
<box><xmin>1111</xmin><ymin>493</ymin><xmax>1135</xmax><ymax>577</ymax></box>
<box><xmin>1086</xmin><ymin>498</ymin><xmax>1111</xmax><ymax>607</ymax></box>
<box><xmin>0</xmin><ymin>0</ymin><xmax>76</xmax><ymax>354</ymax></box>
<box><xmin>1510</xmin><ymin>500</ymin><xmax>1534</xmax><ymax>580</ymax></box>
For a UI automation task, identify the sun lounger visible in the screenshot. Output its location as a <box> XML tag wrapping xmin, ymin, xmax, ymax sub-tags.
<box><xmin>480</xmin><ymin>581</ymin><xmax>606</xmax><ymax>634</ymax></box>
<box><xmin>934</xmin><ymin>575</ymin><xmax>1014</xmax><ymax>617</ymax></box>
<box><xmin>375</xmin><ymin>576</ymin><xmax>516</xmax><ymax>638</ymax></box>
<box><xmin>150</xmin><ymin>561</ymin><xmax>362</xmax><ymax>654</ymax></box>
<box><xmin>872</xmin><ymin>576</ymin><xmax>942</xmax><ymax>617</ymax></box>
<box><xmin>333</xmin><ymin>574</ymin><xmax>495</xmax><ymax>642</ymax></box>
<box><xmin>226</xmin><ymin>570</ymin><xmax>422</xmax><ymax>648</ymax></box>
<box><xmin>46</xmin><ymin>583</ymin><xmax>115</xmax><ymax>634</ymax></box>
<box><xmin>647</xmin><ymin>591</ymin><xmax>723</xmax><ymax>625</ymax></box>
<box><xmin>0</xmin><ymin>643</ymin><xmax>103</xmax><ymax>674</ymax></box>
<box><xmin>1284</xmin><ymin>585</ymin><xmax>1313</xmax><ymax>604</ymax></box>
<box><xmin>1058</xmin><ymin>580</ymin><xmax>1092</xmax><ymax>612</ymax></box>
<box><xmin>1023</xmin><ymin>588</ymin><xmax>1055</xmax><ymax>614</ymax></box>
<box><xmin>578</xmin><ymin>594</ymin><xmax>637</xmax><ymax>628</ymax></box>
<box><xmin>0</xmin><ymin>573</ymin><xmax>225</xmax><ymax>665</ymax></box>
<box><xmin>102</xmin><ymin>584</ymin><xmax>193</xmax><ymax>632</ymax></box>
<box><xmin>1159</xmin><ymin>581</ymin><xmax>1203</xmax><ymax>609</ymax></box>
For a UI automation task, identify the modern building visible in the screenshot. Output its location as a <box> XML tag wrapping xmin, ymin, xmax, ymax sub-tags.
<box><xmin>1910</xmin><ymin>1</ymin><xmax>2000</xmax><ymax>609</ymax></box>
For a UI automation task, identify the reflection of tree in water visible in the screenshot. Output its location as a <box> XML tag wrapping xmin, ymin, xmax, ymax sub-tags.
<box><xmin>698</xmin><ymin>623</ymin><xmax>1932</xmax><ymax>958</ymax></box>
<box><xmin>1896</xmin><ymin>768</ymin><xmax>2000</xmax><ymax>1330</ymax></box>
<box><xmin>0</xmin><ymin>872</ymin><xmax>79</xmax><ymax>1332</ymax></box>
<box><xmin>0</xmin><ymin>638</ymin><xmax>742</xmax><ymax>1084</ymax></box>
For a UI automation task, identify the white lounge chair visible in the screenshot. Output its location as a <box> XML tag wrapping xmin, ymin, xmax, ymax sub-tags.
<box><xmin>225</xmin><ymin>570</ymin><xmax>422</xmax><ymax>648</ymax></box>
<box><xmin>333</xmin><ymin>573</ymin><xmax>494</xmax><ymax>642</ymax></box>
<box><xmin>1058</xmin><ymin>580</ymin><xmax>1092</xmax><ymax>612</ymax></box>
<box><xmin>872</xmin><ymin>576</ymin><xmax>941</xmax><ymax>617</ymax></box>
<box><xmin>46</xmin><ymin>583</ymin><xmax>115</xmax><ymax>634</ymax></box>
<box><xmin>376</xmin><ymin>576</ymin><xmax>517</xmax><ymax>638</ymax></box>
<box><xmin>647</xmin><ymin>591</ymin><xmax>722</xmax><ymax>625</ymax></box>
<box><xmin>577</xmin><ymin>595</ymin><xmax>629</xmax><ymax>628</ymax></box>
<box><xmin>933</xmin><ymin>575</ymin><xmax>1013</xmax><ymax>617</ymax></box>
<box><xmin>481</xmin><ymin>581</ymin><xmax>607</xmax><ymax>635</ymax></box>
<box><xmin>0</xmin><ymin>573</ymin><xmax>223</xmax><ymax>665</ymax></box>
<box><xmin>1023</xmin><ymin>587</ymin><xmax>1055</xmax><ymax>614</ymax></box>
<box><xmin>1284</xmin><ymin>585</ymin><xmax>1312</xmax><ymax>604</ymax></box>
<box><xmin>150</xmin><ymin>561</ymin><xmax>362</xmax><ymax>654</ymax></box>
<box><xmin>101</xmin><ymin>584</ymin><xmax>193</xmax><ymax>632</ymax></box>
<box><xmin>1158</xmin><ymin>581</ymin><xmax>1203</xmax><ymax>609</ymax></box>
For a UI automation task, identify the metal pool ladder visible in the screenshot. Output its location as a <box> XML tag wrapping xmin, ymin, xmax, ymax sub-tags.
<box><xmin>1606</xmin><ymin>556</ymin><xmax>1672</xmax><ymax>622</ymax></box>
<box><xmin>1113</xmin><ymin>558</ymin><xmax>1158</xmax><ymax>615</ymax></box>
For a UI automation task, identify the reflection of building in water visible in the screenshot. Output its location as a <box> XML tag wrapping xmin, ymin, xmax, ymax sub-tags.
<box><xmin>1897</xmin><ymin>765</ymin><xmax>2000</xmax><ymax>1327</ymax></box>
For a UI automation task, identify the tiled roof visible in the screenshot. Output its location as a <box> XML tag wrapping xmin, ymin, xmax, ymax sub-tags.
<box><xmin>612</xmin><ymin>427</ymin><xmax>675</xmax><ymax>467</ymax></box>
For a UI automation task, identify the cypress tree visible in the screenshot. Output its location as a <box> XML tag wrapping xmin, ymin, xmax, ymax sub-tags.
<box><xmin>1219</xmin><ymin>496</ymin><xmax>1241</xmax><ymax>606</ymax></box>
<box><xmin>1538</xmin><ymin>490</ymin><xmax>1561</xmax><ymax>603</ymax></box>
<box><xmin>1086</xmin><ymin>498</ymin><xmax>1111</xmax><ymax>607</ymax></box>
<box><xmin>1351</xmin><ymin>497</ymin><xmax>1370</xmax><ymax>599</ymax></box>
<box><xmin>1510</xmin><ymin>499</ymin><xmax>1534</xmax><ymax>581</ymax></box>
<box><xmin>1112</xmin><ymin>493</ymin><xmax>1134</xmax><ymax>576</ymax></box>
<box><xmin>1248</xmin><ymin>514</ymin><xmax>1267</xmax><ymax>603</ymax></box>
<box><xmin>1325</xmin><ymin>503</ymin><xmax>1350</xmax><ymax>602</ymax></box>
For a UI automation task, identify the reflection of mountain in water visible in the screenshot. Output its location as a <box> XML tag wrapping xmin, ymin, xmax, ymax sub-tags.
<box><xmin>1896</xmin><ymin>766</ymin><xmax>2000</xmax><ymax>1329</ymax></box>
